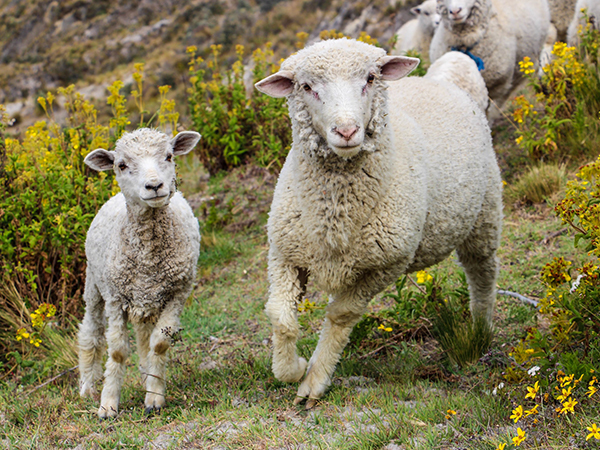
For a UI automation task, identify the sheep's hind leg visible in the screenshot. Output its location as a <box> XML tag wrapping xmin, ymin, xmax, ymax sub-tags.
<box><xmin>456</xmin><ymin>192</ymin><xmax>502</xmax><ymax>324</ymax></box>
<box><xmin>78</xmin><ymin>279</ymin><xmax>106</xmax><ymax>398</ymax></box>
<box><xmin>99</xmin><ymin>309</ymin><xmax>129</xmax><ymax>419</ymax></box>
<box><xmin>295</xmin><ymin>294</ymin><xmax>368</xmax><ymax>408</ymax></box>
<box><xmin>265</xmin><ymin>264</ymin><xmax>309</xmax><ymax>383</ymax></box>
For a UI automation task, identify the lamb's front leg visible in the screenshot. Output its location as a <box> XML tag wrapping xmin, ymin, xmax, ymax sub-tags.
<box><xmin>295</xmin><ymin>294</ymin><xmax>368</xmax><ymax>408</ymax></box>
<box><xmin>143</xmin><ymin>296</ymin><xmax>185</xmax><ymax>413</ymax></box>
<box><xmin>265</xmin><ymin>262</ymin><xmax>309</xmax><ymax>383</ymax></box>
<box><xmin>99</xmin><ymin>310</ymin><xmax>129</xmax><ymax>419</ymax></box>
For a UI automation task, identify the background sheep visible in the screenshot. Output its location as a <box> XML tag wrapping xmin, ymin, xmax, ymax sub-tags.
<box><xmin>430</xmin><ymin>0</ymin><xmax>550</xmax><ymax>117</ymax></box>
<box><xmin>424</xmin><ymin>50</ymin><xmax>489</xmax><ymax>111</ymax></box>
<box><xmin>78</xmin><ymin>128</ymin><xmax>201</xmax><ymax>418</ymax></box>
<box><xmin>549</xmin><ymin>0</ymin><xmax>577</xmax><ymax>43</ymax></box>
<box><xmin>393</xmin><ymin>0</ymin><xmax>441</xmax><ymax>55</ymax></box>
<box><xmin>567</xmin><ymin>0</ymin><xmax>600</xmax><ymax>46</ymax></box>
<box><xmin>255</xmin><ymin>39</ymin><xmax>503</xmax><ymax>407</ymax></box>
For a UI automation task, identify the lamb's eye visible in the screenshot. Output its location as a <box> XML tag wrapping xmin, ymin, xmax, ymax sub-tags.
<box><xmin>367</xmin><ymin>74</ymin><xmax>375</xmax><ymax>84</ymax></box>
<box><xmin>424</xmin><ymin>11</ymin><xmax>430</xmax><ymax>15</ymax></box>
<box><xmin>166</xmin><ymin>154</ymin><xmax>173</xmax><ymax>162</ymax></box>
<box><xmin>303</xmin><ymin>83</ymin><xmax>312</xmax><ymax>92</ymax></box>
<box><xmin>118</xmin><ymin>162</ymin><xmax>127</xmax><ymax>171</ymax></box>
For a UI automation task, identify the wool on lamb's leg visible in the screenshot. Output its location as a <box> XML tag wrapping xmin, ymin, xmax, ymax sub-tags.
<box><xmin>143</xmin><ymin>297</ymin><xmax>185</xmax><ymax>413</ymax></box>
<box><xmin>134</xmin><ymin>322</ymin><xmax>152</xmax><ymax>380</ymax></box>
<box><xmin>295</xmin><ymin>295</ymin><xmax>368</xmax><ymax>407</ymax></box>
<box><xmin>99</xmin><ymin>310</ymin><xmax>129</xmax><ymax>419</ymax></box>
<box><xmin>265</xmin><ymin>263</ymin><xmax>309</xmax><ymax>383</ymax></box>
<box><xmin>456</xmin><ymin>189</ymin><xmax>503</xmax><ymax>324</ymax></box>
<box><xmin>78</xmin><ymin>280</ymin><xmax>106</xmax><ymax>398</ymax></box>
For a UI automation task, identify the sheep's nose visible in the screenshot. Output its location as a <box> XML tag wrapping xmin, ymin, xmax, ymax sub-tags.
<box><xmin>449</xmin><ymin>6</ymin><xmax>462</xmax><ymax>15</ymax></box>
<box><xmin>145</xmin><ymin>181</ymin><xmax>164</xmax><ymax>192</ymax></box>
<box><xmin>334</xmin><ymin>126</ymin><xmax>358</xmax><ymax>141</ymax></box>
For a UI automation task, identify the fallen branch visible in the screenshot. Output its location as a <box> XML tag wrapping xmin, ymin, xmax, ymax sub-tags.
<box><xmin>25</xmin><ymin>365</ymin><xmax>78</xmax><ymax>396</ymax></box>
<box><xmin>497</xmin><ymin>290</ymin><xmax>539</xmax><ymax>307</ymax></box>
<box><xmin>541</xmin><ymin>228</ymin><xmax>567</xmax><ymax>245</ymax></box>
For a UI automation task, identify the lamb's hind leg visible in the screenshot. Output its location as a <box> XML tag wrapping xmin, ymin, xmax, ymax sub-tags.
<box><xmin>456</xmin><ymin>188</ymin><xmax>503</xmax><ymax>324</ymax></box>
<box><xmin>78</xmin><ymin>279</ymin><xmax>106</xmax><ymax>398</ymax></box>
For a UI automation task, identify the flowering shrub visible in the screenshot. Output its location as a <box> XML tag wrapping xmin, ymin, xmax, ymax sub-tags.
<box><xmin>512</xmin><ymin>15</ymin><xmax>600</xmax><ymax>160</ymax></box>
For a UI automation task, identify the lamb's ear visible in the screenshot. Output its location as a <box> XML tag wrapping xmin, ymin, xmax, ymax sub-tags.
<box><xmin>171</xmin><ymin>131</ymin><xmax>201</xmax><ymax>156</ymax></box>
<box><xmin>378</xmin><ymin>56</ymin><xmax>420</xmax><ymax>80</ymax></box>
<box><xmin>410</xmin><ymin>6</ymin><xmax>421</xmax><ymax>15</ymax></box>
<box><xmin>84</xmin><ymin>149</ymin><xmax>116</xmax><ymax>171</ymax></box>
<box><xmin>255</xmin><ymin>70</ymin><xmax>295</xmax><ymax>98</ymax></box>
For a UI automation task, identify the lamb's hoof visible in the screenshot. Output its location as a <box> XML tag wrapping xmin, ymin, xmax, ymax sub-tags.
<box><xmin>144</xmin><ymin>405</ymin><xmax>162</xmax><ymax>416</ymax></box>
<box><xmin>98</xmin><ymin>405</ymin><xmax>118</xmax><ymax>419</ymax></box>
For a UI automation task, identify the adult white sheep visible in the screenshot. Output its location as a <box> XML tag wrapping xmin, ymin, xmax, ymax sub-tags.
<box><xmin>78</xmin><ymin>128</ymin><xmax>201</xmax><ymax>418</ymax></box>
<box><xmin>255</xmin><ymin>38</ymin><xmax>502</xmax><ymax>408</ymax></box>
<box><xmin>567</xmin><ymin>0</ymin><xmax>600</xmax><ymax>46</ymax></box>
<box><xmin>424</xmin><ymin>50</ymin><xmax>489</xmax><ymax>111</ymax></box>
<box><xmin>393</xmin><ymin>0</ymin><xmax>441</xmax><ymax>55</ymax></box>
<box><xmin>430</xmin><ymin>0</ymin><xmax>550</xmax><ymax>115</ymax></box>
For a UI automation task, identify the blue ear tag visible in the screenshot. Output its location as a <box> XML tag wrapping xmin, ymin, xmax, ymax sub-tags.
<box><xmin>451</xmin><ymin>46</ymin><xmax>485</xmax><ymax>71</ymax></box>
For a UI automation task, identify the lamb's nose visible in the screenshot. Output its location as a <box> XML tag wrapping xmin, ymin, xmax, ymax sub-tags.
<box><xmin>145</xmin><ymin>181</ymin><xmax>164</xmax><ymax>192</ymax></box>
<box><xmin>334</xmin><ymin>126</ymin><xmax>358</xmax><ymax>141</ymax></box>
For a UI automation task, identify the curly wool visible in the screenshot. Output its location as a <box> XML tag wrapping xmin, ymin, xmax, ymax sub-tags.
<box><xmin>437</xmin><ymin>0</ymin><xmax>492</xmax><ymax>48</ymax></box>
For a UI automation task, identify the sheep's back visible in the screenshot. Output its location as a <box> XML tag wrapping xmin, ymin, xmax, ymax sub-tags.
<box><xmin>387</xmin><ymin>76</ymin><xmax>500</xmax><ymax>271</ymax></box>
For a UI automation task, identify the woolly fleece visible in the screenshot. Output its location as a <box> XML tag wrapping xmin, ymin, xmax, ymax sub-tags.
<box><xmin>259</xmin><ymin>39</ymin><xmax>503</xmax><ymax>404</ymax></box>
<box><xmin>424</xmin><ymin>50</ymin><xmax>489</xmax><ymax>111</ymax></box>
<box><xmin>430</xmin><ymin>0</ymin><xmax>550</xmax><ymax>114</ymax></box>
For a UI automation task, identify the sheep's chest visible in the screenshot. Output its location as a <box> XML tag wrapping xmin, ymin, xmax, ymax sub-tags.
<box><xmin>106</xmin><ymin>218</ymin><xmax>193</xmax><ymax>322</ymax></box>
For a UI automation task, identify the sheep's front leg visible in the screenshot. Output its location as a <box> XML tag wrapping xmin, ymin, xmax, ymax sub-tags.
<box><xmin>99</xmin><ymin>309</ymin><xmax>129</xmax><ymax>419</ymax></box>
<box><xmin>143</xmin><ymin>296</ymin><xmax>185</xmax><ymax>413</ymax></box>
<box><xmin>134</xmin><ymin>322</ymin><xmax>152</xmax><ymax>383</ymax></box>
<box><xmin>79</xmin><ymin>279</ymin><xmax>106</xmax><ymax>398</ymax></box>
<box><xmin>295</xmin><ymin>295</ymin><xmax>368</xmax><ymax>408</ymax></box>
<box><xmin>265</xmin><ymin>263</ymin><xmax>309</xmax><ymax>383</ymax></box>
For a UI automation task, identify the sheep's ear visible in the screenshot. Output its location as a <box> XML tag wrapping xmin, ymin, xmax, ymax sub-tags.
<box><xmin>411</xmin><ymin>6</ymin><xmax>421</xmax><ymax>15</ymax></box>
<box><xmin>84</xmin><ymin>149</ymin><xmax>116</xmax><ymax>171</ymax></box>
<box><xmin>171</xmin><ymin>131</ymin><xmax>201</xmax><ymax>156</ymax></box>
<box><xmin>379</xmin><ymin>56</ymin><xmax>420</xmax><ymax>80</ymax></box>
<box><xmin>255</xmin><ymin>70</ymin><xmax>295</xmax><ymax>98</ymax></box>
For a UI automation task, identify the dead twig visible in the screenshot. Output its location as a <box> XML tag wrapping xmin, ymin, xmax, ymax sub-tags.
<box><xmin>497</xmin><ymin>290</ymin><xmax>539</xmax><ymax>307</ymax></box>
<box><xmin>541</xmin><ymin>228</ymin><xmax>567</xmax><ymax>245</ymax></box>
<box><xmin>25</xmin><ymin>365</ymin><xmax>78</xmax><ymax>396</ymax></box>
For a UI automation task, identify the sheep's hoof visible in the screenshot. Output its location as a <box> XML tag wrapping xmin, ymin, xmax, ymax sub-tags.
<box><xmin>305</xmin><ymin>398</ymin><xmax>319</xmax><ymax>410</ymax></box>
<box><xmin>98</xmin><ymin>405</ymin><xmax>118</xmax><ymax>419</ymax></box>
<box><xmin>144</xmin><ymin>405</ymin><xmax>162</xmax><ymax>416</ymax></box>
<box><xmin>293</xmin><ymin>396</ymin><xmax>306</xmax><ymax>406</ymax></box>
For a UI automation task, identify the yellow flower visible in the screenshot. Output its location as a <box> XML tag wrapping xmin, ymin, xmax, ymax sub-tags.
<box><xmin>525</xmin><ymin>404</ymin><xmax>539</xmax><ymax>416</ymax></box>
<box><xmin>378</xmin><ymin>324</ymin><xmax>392</xmax><ymax>332</ymax></box>
<box><xmin>587</xmin><ymin>424</ymin><xmax>600</xmax><ymax>441</ymax></box>
<box><xmin>525</xmin><ymin>381</ymin><xmax>540</xmax><ymax>400</ymax></box>
<box><xmin>445</xmin><ymin>409</ymin><xmax>457</xmax><ymax>419</ymax></box>
<box><xmin>416</xmin><ymin>270</ymin><xmax>433</xmax><ymax>284</ymax></box>
<box><xmin>515</xmin><ymin>135</ymin><xmax>523</xmax><ymax>145</ymax></box>
<box><xmin>15</xmin><ymin>328</ymin><xmax>30</xmax><ymax>341</ymax></box>
<box><xmin>558</xmin><ymin>397</ymin><xmax>578</xmax><ymax>415</ymax></box>
<box><xmin>495</xmin><ymin>444</ymin><xmax>506</xmax><ymax>450</ymax></box>
<box><xmin>510</xmin><ymin>405</ymin><xmax>524</xmax><ymax>423</ymax></box>
<box><xmin>29</xmin><ymin>337</ymin><xmax>41</xmax><ymax>347</ymax></box>
<box><xmin>512</xmin><ymin>427</ymin><xmax>526</xmax><ymax>446</ymax></box>
<box><xmin>557</xmin><ymin>386</ymin><xmax>574</xmax><ymax>402</ymax></box>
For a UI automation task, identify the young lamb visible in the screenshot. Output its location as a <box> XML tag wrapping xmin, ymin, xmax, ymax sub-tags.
<box><xmin>255</xmin><ymin>39</ymin><xmax>503</xmax><ymax>408</ymax></box>
<box><xmin>567</xmin><ymin>0</ymin><xmax>600</xmax><ymax>46</ymax></box>
<box><xmin>393</xmin><ymin>0</ymin><xmax>441</xmax><ymax>55</ymax></box>
<box><xmin>430</xmin><ymin>0</ymin><xmax>550</xmax><ymax>116</ymax></box>
<box><xmin>424</xmin><ymin>50</ymin><xmax>489</xmax><ymax>111</ymax></box>
<box><xmin>78</xmin><ymin>128</ymin><xmax>201</xmax><ymax>418</ymax></box>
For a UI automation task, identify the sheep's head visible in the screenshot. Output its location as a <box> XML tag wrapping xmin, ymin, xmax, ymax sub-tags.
<box><xmin>413</xmin><ymin>0</ymin><xmax>441</xmax><ymax>32</ymax></box>
<box><xmin>255</xmin><ymin>39</ymin><xmax>419</xmax><ymax>159</ymax></box>
<box><xmin>84</xmin><ymin>128</ymin><xmax>201</xmax><ymax>208</ymax></box>
<box><xmin>437</xmin><ymin>0</ymin><xmax>479</xmax><ymax>24</ymax></box>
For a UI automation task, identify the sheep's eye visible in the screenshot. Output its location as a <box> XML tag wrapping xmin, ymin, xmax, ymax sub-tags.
<box><xmin>118</xmin><ymin>162</ymin><xmax>127</xmax><ymax>171</ymax></box>
<box><xmin>166</xmin><ymin>154</ymin><xmax>173</xmax><ymax>162</ymax></box>
<box><xmin>367</xmin><ymin>74</ymin><xmax>375</xmax><ymax>84</ymax></box>
<box><xmin>303</xmin><ymin>83</ymin><xmax>312</xmax><ymax>92</ymax></box>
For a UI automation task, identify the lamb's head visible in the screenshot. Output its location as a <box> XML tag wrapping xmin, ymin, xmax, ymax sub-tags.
<box><xmin>255</xmin><ymin>39</ymin><xmax>419</xmax><ymax>159</ymax></box>
<box><xmin>84</xmin><ymin>128</ymin><xmax>201</xmax><ymax>208</ymax></box>
<box><xmin>413</xmin><ymin>0</ymin><xmax>441</xmax><ymax>32</ymax></box>
<box><xmin>437</xmin><ymin>0</ymin><xmax>485</xmax><ymax>26</ymax></box>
